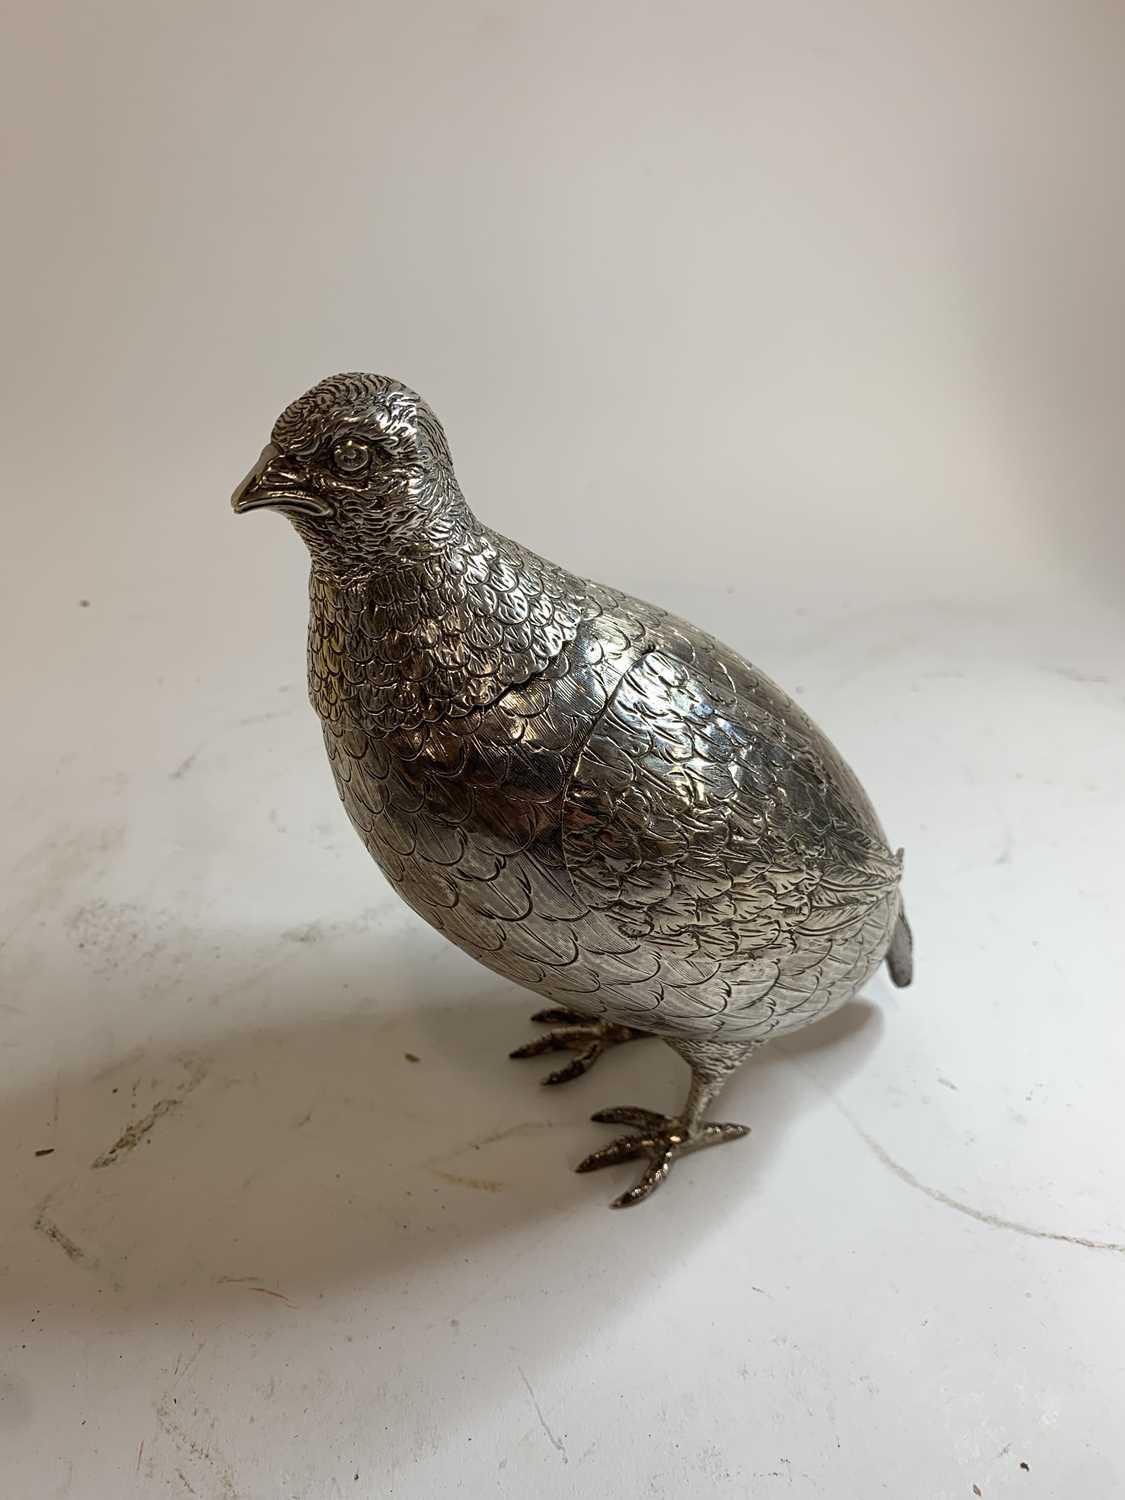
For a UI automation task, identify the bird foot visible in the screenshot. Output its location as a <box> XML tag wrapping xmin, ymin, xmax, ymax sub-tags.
<box><xmin>576</xmin><ymin>1106</ymin><xmax>750</xmax><ymax>1208</ymax></box>
<box><xmin>509</xmin><ymin>1008</ymin><xmax>649</xmax><ymax>1086</ymax></box>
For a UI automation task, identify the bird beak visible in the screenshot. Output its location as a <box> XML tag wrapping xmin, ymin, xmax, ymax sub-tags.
<box><xmin>231</xmin><ymin>444</ymin><xmax>332</xmax><ymax>517</ymax></box>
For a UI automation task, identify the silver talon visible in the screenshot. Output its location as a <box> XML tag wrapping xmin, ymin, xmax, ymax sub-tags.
<box><xmin>510</xmin><ymin>1010</ymin><xmax>650</xmax><ymax>1085</ymax></box>
<box><xmin>577</xmin><ymin>1110</ymin><xmax>751</xmax><ymax>1208</ymax></box>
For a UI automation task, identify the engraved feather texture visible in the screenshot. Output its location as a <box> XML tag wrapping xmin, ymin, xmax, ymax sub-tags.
<box><xmin>308</xmin><ymin>537</ymin><xmax>901</xmax><ymax>1044</ymax></box>
<box><xmin>234</xmin><ymin>372</ymin><xmax>911</xmax><ymax>1203</ymax></box>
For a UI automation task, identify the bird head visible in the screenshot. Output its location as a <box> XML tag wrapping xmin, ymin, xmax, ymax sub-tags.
<box><xmin>232</xmin><ymin>373</ymin><xmax>468</xmax><ymax>576</ymax></box>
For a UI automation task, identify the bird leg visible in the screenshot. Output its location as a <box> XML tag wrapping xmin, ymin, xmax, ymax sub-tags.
<box><xmin>577</xmin><ymin>1037</ymin><xmax>756</xmax><ymax>1208</ymax></box>
<box><xmin>509</xmin><ymin>1007</ymin><xmax>652</xmax><ymax>1086</ymax></box>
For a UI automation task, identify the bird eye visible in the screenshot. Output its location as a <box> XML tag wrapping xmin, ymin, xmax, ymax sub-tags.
<box><xmin>332</xmin><ymin>438</ymin><xmax>371</xmax><ymax>476</ymax></box>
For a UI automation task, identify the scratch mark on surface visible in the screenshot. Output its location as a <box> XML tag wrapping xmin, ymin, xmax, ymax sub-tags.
<box><xmin>465</xmin><ymin>1120</ymin><xmax>554</xmax><ymax>1151</ymax></box>
<box><xmin>137</xmin><ymin>1441</ymin><xmax>144</xmax><ymax>1472</ymax></box>
<box><xmin>171</xmin><ymin>1341</ymin><xmax>207</xmax><ymax>1386</ymax></box>
<box><xmin>92</xmin><ymin>1046</ymin><xmax>147</xmax><ymax>1083</ymax></box>
<box><xmin>33</xmin><ymin>1211</ymin><xmax>91</xmax><ymax>1266</ymax></box>
<box><xmin>518</xmin><ymin>1367</ymin><xmax>568</xmax><ymax>1463</ymax></box>
<box><xmin>215</xmin><ymin>1274</ymin><xmax>261</xmax><ymax>1284</ymax></box>
<box><xmin>170</xmin><ymin>748</ymin><xmax>202</xmax><ymax>781</ymax></box>
<box><xmin>236</xmin><ymin>707</ymin><xmax>294</xmax><ymax>728</ymax></box>
<box><xmin>431</xmin><ymin>1169</ymin><xmax>506</xmax><ymax>1193</ymax></box>
<box><xmin>937</xmin><ymin>1076</ymin><xmax>959</xmax><ymax>1092</ymax></box>
<box><xmin>155</xmin><ymin>1400</ymin><xmax>238</xmax><ymax>1499</ymax></box>
<box><xmin>249</xmin><ymin>1286</ymin><xmax>295</xmax><ymax>1305</ymax></box>
<box><xmin>852</xmin><ymin>1115</ymin><xmax>1125</xmax><ymax>1252</ymax></box>
<box><xmin>91</xmin><ymin>1059</ymin><xmax>208</xmax><ymax>1168</ymax></box>
<box><xmin>425</xmin><ymin>1121</ymin><xmax>554</xmax><ymax>1186</ymax></box>
<box><xmin>91</xmin><ymin>1093</ymin><xmax>181</xmax><ymax>1167</ymax></box>
<box><xmin>176</xmin><ymin>1469</ymin><xmax>197</xmax><ymax>1495</ymax></box>
<box><xmin>1052</xmin><ymin>666</ymin><xmax>1109</xmax><ymax>686</ymax></box>
<box><xmin>281</xmin><ymin>921</ymin><xmax>323</xmax><ymax>945</ymax></box>
<box><xmin>804</xmin><ymin>1075</ymin><xmax>1125</xmax><ymax>1255</ymax></box>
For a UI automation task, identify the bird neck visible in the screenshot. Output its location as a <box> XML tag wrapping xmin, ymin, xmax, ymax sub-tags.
<box><xmin>308</xmin><ymin>524</ymin><xmax>584</xmax><ymax>734</ymax></box>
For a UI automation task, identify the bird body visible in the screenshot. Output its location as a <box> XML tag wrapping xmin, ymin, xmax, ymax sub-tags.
<box><xmin>234</xmin><ymin>373</ymin><xmax>911</xmax><ymax>1206</ymax></box>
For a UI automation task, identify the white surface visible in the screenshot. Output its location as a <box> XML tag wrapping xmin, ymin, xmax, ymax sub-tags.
<box><xmin>3</xmin><ymin>2</ymin><xmax>1124</xmax><ymax>1496</ymax></box>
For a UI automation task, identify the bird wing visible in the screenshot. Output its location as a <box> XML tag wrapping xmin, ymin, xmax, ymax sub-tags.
<box><xmin>562</xmin><ymin>642</ymin><xmax>901</xmax><ymax>1019</ymax></box>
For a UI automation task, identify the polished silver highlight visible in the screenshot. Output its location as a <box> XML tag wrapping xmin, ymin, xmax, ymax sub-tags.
<box><xmin>233</xmin><ymin>372</ymin><xmax>913</xmax><ymax>1207</ymax></box>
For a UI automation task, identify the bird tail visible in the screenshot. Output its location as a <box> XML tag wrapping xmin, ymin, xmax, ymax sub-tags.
<box><xmin>886</xmin><ymin>908</ymin><xmax>913</xmax><ymax>987</ymax></box>
<box><xmin>883</xmin><ymin>847</ymin><xmax>913</xmax><ymax>988</ymax></box>
<box><xmin>885</xmin><ymin>847</ymin><xmax>914</xmax><ymax>990</ymax></box>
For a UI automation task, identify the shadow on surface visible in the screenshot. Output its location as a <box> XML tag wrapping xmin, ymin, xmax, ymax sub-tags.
<box><xmin>3</xmin><ymin>961</ymin><xmax>883</xmax><ymax>1325</ymax></box>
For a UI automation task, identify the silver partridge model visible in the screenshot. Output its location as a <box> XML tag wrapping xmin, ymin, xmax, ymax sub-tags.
<box><xmin>233</xmin><ymin>373</ymin><xmax>913</xmax><ymax>1208</ymax></box>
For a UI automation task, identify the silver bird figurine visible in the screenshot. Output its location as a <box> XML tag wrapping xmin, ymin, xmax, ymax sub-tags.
<box><xmin>232</xmin><ymin>373</ymin><xmax>913</xmax><ymax>1208</ymax></box>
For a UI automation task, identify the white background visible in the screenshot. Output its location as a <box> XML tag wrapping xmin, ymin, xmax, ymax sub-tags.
<box><xmin>3</xmin><ymin>2</ymin><xmax>1124</xmax><ymax>1496</ymax></box>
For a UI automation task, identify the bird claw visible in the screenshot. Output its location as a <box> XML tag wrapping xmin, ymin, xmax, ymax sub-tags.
<box><xmin>509</xmin><ymin>1009</ymin><xmax>648</xmax><ymax>1086</ymax></box>
<box><xmin>576</xmin><ymin>1108</ymin><xmax>750</xmax><ymax>1208</ymax></box>
<box><xmin>590</xmin><ymin>1106</ymin><xmax>668</xmax><ymax>1129</ymax></box>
